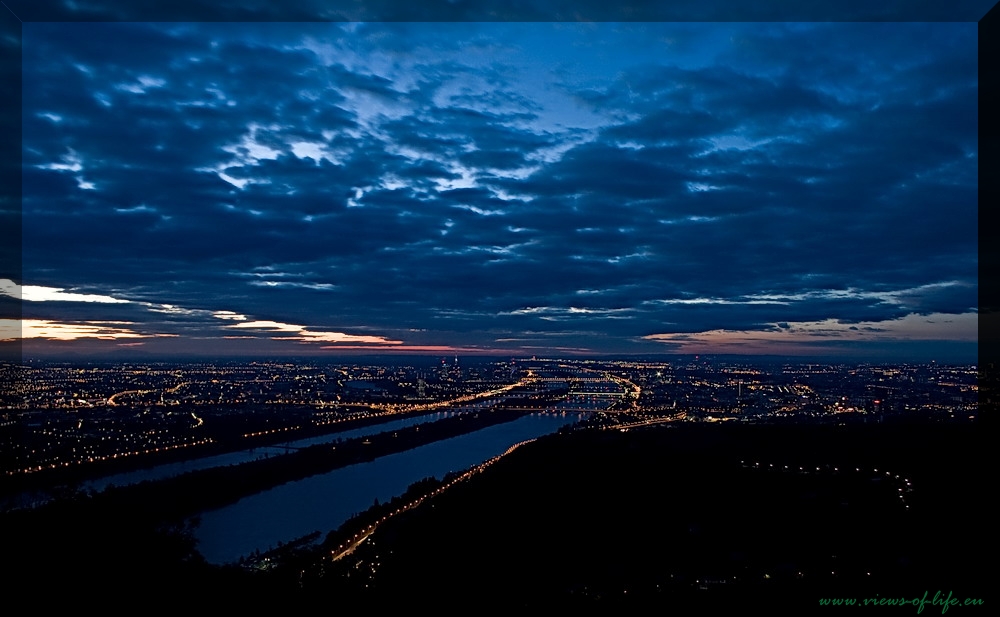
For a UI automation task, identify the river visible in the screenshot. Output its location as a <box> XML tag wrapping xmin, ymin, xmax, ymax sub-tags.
<box><xmin>81</xmin><ymin>410</ymin><xmax>468</xmax><ymax>493</ymax></box>
<box><xmin>194</xmin><ymin>412</ymin><xmax>583</xmax><ymax>564</ymax></box>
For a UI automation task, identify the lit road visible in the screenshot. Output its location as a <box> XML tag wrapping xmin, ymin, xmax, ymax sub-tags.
<box><xmin>106</xmin><ymin>389</ymin><xmax>155</xmax><ymax>406</ymax></box>
<box><xmin>364</xmin><ymin>372</ymin><xmax>539</xmax><ymax>415</ymax></box>
<box><xmin>327</xmin><ymin>438</ymin><xmax>537</xmax><ymax>562</ymax></box>
<box><xmin>604</xmin><ymin>413</ymin><xmax>687</xmax><ymax>431</ymax></box>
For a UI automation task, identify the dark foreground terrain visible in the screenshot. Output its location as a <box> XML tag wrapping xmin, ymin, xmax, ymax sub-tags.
<box><xmin>3</xmin><ymin>420</ymin><xmax>989</xmax><ymax>614</ymax></box>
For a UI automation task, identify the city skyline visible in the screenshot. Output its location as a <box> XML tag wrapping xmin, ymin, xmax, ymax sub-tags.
<box><xmin>2</xmin><ymin>18</ymin><xmax>980</xmax><ymax>362</ymax></box>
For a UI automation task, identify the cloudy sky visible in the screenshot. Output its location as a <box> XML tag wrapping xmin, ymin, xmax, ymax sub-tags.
<box><xmin>4</xmin><ymin>20</ymin><xmax>979</xmax><ymax>360</ymax></box>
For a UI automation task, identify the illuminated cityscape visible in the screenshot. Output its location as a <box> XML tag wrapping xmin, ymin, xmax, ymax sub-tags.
<box><xmin>0</xmin><ymin>358</ymin><xmax>976</xmax><ymax>480</ymax></box>
<box><xmin>4</xmin><ymin>355</ymin><xmax>985</xmax><ymax>611</ymax></box>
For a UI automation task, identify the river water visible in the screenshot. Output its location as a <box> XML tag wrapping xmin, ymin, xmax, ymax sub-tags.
<box><xmin>0</xmin><ymin>410</ymin><xmax>470</xmax><ymax>512</ymax></box>
<box><xmin>194</xmin><ymin>412</ymin><xmax>582</xmax><ymax>564</ymax></box>
<box><xmin>81</xmin><ymin>410</ymin><xmax>466</xmax><ymax>493</ymax></box>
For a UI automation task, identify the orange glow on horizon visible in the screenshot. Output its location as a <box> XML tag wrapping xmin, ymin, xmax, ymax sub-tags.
<box><xmin>227</xmin><ymin>320</ymin><xmax>402</xmax><ymax>344</ymax></box>
<box><xmin>2</xmin><ymin>319</ymin><xmax>179</xmax><ymax>341</ymax></box>
<box><xmin>643</xmin><ymin>312</ymin><xmax>977</xmax><ymax>355</ymax></box>
<box><xmin>318</xmin><ymin>344</ymin><xmax>499</xmax><ymax>354</ymax></box>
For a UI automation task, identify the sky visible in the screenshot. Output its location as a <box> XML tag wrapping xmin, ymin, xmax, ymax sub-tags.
<box><xmin>2</xmin><ymin>19</ymin><xmax>980</xmax><ymax>361</ymax></box>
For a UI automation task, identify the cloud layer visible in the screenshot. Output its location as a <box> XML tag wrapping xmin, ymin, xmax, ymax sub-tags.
<box><xmin>15</xmin><ymin>22</ymin><xmax>978</xmax><ymax>360</ymax></box>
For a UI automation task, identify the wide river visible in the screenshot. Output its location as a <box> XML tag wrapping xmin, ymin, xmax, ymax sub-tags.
<box><xmin>81</xmin><ymin>410</ymin><xmax>467</xmax><ymax>493</ymax></box>
<box><xmin>1</xmin><ymin>410</ymin><xmax>469</xmax><ymax>512</ymax></box>
<box><xmin>194</xmin><ymin>412</ymin><xmax>582</xmax><ymax>564</ymax></box>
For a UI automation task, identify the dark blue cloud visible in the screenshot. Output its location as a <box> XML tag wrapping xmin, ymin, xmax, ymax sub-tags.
<box><xmin>3</xmin><ymin>1</ymin><xmax>995</xmax><ymax>21</ymax></box>
<box><xmin>14</xmin><ymin>21</ymin><xmax>978</xmax><ymax>359</ymax></box>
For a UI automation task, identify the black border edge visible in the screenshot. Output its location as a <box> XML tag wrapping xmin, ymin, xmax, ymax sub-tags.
<box><xmin>978</xmin><ymin>3</ymin><xmax>996</xmax><ymax>427</ymax></box>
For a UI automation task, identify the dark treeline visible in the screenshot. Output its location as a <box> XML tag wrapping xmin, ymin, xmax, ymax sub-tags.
<box><xmin>0</xmin><ymin>402</ymin><xmax>477</xmax><ymax>496</ymax></box>
<box><xmin>10</xmin><ymin>407</ymin><xmax>525</xmax><ymax>521</ymax></box>
<box><xmin>111</xmin><ymin>408</ymin><xmax>526</xmax><ymax>519</ymax></box>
